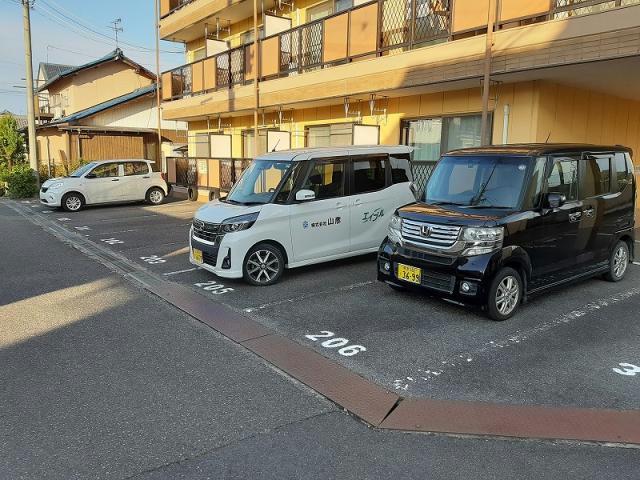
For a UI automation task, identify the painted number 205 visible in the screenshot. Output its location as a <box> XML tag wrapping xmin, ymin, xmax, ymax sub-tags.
<box><xmin>304</xmin><ymin>331</ymin><xmax>367</xmax><ymax>357</ymax></box>
<box><xmin>194</xmin><ymin>280</ymin><xmax>234</xmax><ymax>295</ymax></box>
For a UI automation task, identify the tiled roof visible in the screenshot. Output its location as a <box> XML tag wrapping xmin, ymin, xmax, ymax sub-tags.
<box><xmin>0</xmin><ymin>110</ymin><xmax>28</xmax><ymax>129</ymax></box>
<box><xmin>39</xmin><ymin>63</ymin><xmax>76</xmax><ymax>82</ymax></box>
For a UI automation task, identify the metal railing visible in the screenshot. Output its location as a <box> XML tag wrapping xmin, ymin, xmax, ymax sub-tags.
<box><xmin>160</xmin><ymin>0</ymin><xmax>194</xmax><ymax>18</ymax></box>
<box><xmin>162</xmin><ymin>0</ymin><xmax>640</xmax><ymax>101</ymax></box>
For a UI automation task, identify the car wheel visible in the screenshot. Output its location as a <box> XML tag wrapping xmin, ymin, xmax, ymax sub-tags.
<box><xmin>146</xmin><ymin>187</ymin><xmax>165</xmax><ymax>205</ymax></box>
<box><xmin>243</xmin><ymin>243</ymin><xmax>285</xmax><ymax>286</ymax></box>
<box><xmin>604</xmin><ymin>240</ymin><xmax>629</xmax><ymax>282</ymax></box>
<box><xmin>188</xmin><ymin>187</ymin><xmax>198</xmax><ymax>201</ymax></box>
<box><xmin>487</xmin><ymin>267</ymin><xmax>522</xmax><ymax>321</ymax></box>
<box><xmin>61</xmin><ymin>192</ymin><xmax>84</xmax><ymax>212</ymax></box>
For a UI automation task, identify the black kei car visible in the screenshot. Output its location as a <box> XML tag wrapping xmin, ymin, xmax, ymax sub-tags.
<box><xmin>378</xmin><ymin>144</ymin><xmax>636</xmax><ymax>320</ymax></box>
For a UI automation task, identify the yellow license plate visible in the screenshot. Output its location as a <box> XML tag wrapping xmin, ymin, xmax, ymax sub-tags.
<box><xmin>397</xmin><ymin>263</ymin><xmax>421</xmax><ymax>284</ymax></box>
<box><xmin>192</xmin><ymin>248</ymin><xmax>203</xmax><ymax>264</ymax></box>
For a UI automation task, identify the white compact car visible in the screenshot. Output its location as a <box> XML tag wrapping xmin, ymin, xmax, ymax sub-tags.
<box><xmin>189</xmin><ymin>145</ymin><xmax>416</xmax><ymax>285</ymax></box>
<box><xmin>40</xmin><ymin>159</ymin><xmax>169</xmax><ymax>212</ymax></box>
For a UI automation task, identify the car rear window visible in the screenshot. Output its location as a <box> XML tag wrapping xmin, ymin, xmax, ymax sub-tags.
<box><xmin>124</xmin><ymin>162</ymin><xmax>150</xmax><ymax>176</ymax></box>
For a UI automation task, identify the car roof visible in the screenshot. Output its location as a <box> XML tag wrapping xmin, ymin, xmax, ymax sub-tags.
<box><xmin>86</xmin><ymin>159</ymin><xmax>153</xmax><ymax>164</ymax></box>
<box><xmin>444</xmin><ymin>144</ymin><xmax>632</xmax><ymax>157</ymax></box>
<box><xmin>255</xmin><ymin>145</ymin><xmax>413</xmax><ymax>162</ymax></box>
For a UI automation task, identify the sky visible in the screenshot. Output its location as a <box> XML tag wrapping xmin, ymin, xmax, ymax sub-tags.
<box><xmin>0</xmin><ymin>0</ymin><xmax>184</xmax><ymax>114</ymax></box>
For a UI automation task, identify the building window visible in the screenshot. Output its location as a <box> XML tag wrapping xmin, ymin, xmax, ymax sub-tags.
<box><xmin>241</xmin><ymin>27</ymin><xmax>265</xmax><ymax>45</ymax></box>
<box><xmin>306</xmin><ymin>123</ymin><xmax>353</xmax><ymax>148</ymax></box>
<box><xmin>401</xmin><ymin>113</ymin><xmax>490</xmax><ymax>162</ymax></box>
<box><xmin>307</xmin><ymin>0</ymin><xmax>352</xmax><ymax>21</ymax></box>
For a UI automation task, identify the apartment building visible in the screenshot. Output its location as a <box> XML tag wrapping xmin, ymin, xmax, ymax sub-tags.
<box><xmin>159</xmin><ymin>0</ymin><xmax>640</xmax><ymax>200</ymax></box>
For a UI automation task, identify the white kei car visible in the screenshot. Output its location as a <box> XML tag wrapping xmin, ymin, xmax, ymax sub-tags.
<box><xmin>40</xmin><ymin>160</ymin><xmax>169</xmax><ymax>212</ymax></box>
<box><xmin>189</xmin><ymin>145</ymin><xmax>416</xmax><ymax>285</ymax></box>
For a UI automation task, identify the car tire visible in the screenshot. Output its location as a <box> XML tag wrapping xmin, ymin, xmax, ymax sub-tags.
<box><xmin>243</xmin><ymin>243</ymin><xmax>285</xmax><ymax>286</ymax></box>
<box><xmin>487</xmin><ymin>267</ymin><xmax>523</xmax><ymax>321</ymax></box>
<box><xmin>61</xmin><ymin>192</ymin><xmax>85</xmax><ymax>212</ymax></box>
<box><xmin>146</xmin><ymin>187</ymin><xmax>165</xmax><ymax>205</ymax></box>
<box><xmin>604</xmin><ymin>240</ymin><xmax>629</xmax><ymax>282</ymax></box>
<box><xmin>188</xmin><ymin>187</ymin><xmax>198</xmax><ymax>201</ymax></box>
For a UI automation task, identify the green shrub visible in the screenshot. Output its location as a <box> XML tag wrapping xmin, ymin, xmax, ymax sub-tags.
<box><xmin>5</xmin><ymin>164</ymin><xmax>38</xmax><ymax>199</ymax></box>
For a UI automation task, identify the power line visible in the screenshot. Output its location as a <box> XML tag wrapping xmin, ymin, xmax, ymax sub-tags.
<box><xmin>37</xmin><ymin>0</ymin><xmax>183</xmax><ymax>54</ymax></box>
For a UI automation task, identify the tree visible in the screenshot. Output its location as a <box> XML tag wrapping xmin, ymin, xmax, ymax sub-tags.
<box><xmin>0</xmin><ymin>115</ymin><xmax>26</xmax><ymax>170</ymax></box>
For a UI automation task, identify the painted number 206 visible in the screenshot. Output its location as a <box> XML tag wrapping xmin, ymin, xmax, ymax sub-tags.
<box><xmin>304</xmin><ymin>331</ymin><xmax>367</xmax><ymax>357</ymax></box>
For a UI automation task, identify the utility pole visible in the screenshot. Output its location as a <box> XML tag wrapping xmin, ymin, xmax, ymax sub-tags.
<box><xmin>22</xmin><ymin>0</ymin><xmax>39</xmax><ymax>186</ymax></box>
<box><xmin>480</xmin><ymin>0</ymin><xmax>497</xmax><ymax>146</ymax></box>
<box><xmin>153</xmin><ymin>0</ymin><xmax>164</xmax><ymax>172</ymax></box>
<box><xmin>253</xmin><ymin>0</ymin><xmax>259</xmax><ymax>157</ymax></box>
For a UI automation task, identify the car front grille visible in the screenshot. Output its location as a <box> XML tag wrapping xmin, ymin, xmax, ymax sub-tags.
<box><xmin>401</xmin><ymin>219</ymin><xmax>461</xmax><ymax>250</ymax></box>
<box><xmin>192</xmin><ymin>219</ymin><xmax>223</xmax><ymax>243</ymax></box>
<box><xmin>202</xmin><ymin>249</ymin><xmax>219</xmax><ymax>267</ymax></box>
<box><xmin>420</xmin><ymin>270</ymin><xmax>456</xmax><ymax>294</ymax></box>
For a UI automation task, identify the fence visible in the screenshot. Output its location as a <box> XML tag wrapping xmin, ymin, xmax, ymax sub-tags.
<box><xmin>162</xmin><ymin>0</ymin><xmax>640</xmax><ymax>101</ymax></box>
<box><xmin>167</xmin><ymin>157</ymin><xmax>251</xmax><ymax>192</ymax></box>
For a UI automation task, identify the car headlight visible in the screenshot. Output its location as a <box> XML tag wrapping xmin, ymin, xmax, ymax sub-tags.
<box><xmin>387</xmin><ymin>214</ymin><xmax>403</xmax><ymax>244</ymax></box>
<box><xmin>48</xmin><ymin>182</ymin><xmax>64</xmax><ymax>190</ymax></box>
<box><xmin>461</xmin><ymin>226</ymin><xmax>503</xmax><ymax>256</ymax></box>
<box><xmin>221</xmin><ymin>212</ymin><xmax>259</xmax><ymax>233</ymax></box>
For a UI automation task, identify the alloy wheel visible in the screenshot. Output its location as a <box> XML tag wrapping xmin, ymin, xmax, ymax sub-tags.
<box><xmin>149</xmin><ymin>190</ymin><xmax>163</xmax><ymax>204</ymax></box>
<box><xmin>495</xmin><ymin>275</ymin><xmax>519</xmax><ymax>316</ymax></box>
<box><xmin>613</xmin><ymin>245</ymin><xmax>628</xmax><ymax>279</ymax></box>
<box><xmin>65</xmin><ymin>196</ymin><xmax>82</xmax><ymax>211</ymax></box>
<box><xmin>246</xmin><ymin>249</ymin><xmax>280</xmax><ymax>284</ymax></box>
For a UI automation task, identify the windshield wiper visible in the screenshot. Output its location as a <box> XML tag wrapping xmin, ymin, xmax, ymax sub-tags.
<box><xmin>470</xmin><ymin>163</ymin><xmax>499</xmax><ymax>206</ymax></box>
<box><xmin>465</xmin><ymin>205</ymin><xmax>513</xmax><ymax>209</ymax></box>
<box><xmin>429</xmin><ymin>201</ymin><xmax>468</xmax><ymax>206</ymax></box>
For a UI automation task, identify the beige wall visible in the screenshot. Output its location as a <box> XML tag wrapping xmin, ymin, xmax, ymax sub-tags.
<box><xmin>48</xmin><ymin>62</ymin><xmax>153</xmax><ymax>117</ymax></box>
<box><xmin>184</xmin><ymin>80</ymin><xmax>639</xmax><ymax>171</ymax></box>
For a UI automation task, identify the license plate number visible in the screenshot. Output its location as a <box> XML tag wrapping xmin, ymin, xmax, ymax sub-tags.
<box><xmin>397</xmin><ymin>263</ymin><xmax>421</xmax><ymax>284</ymax></box>
<box><xmin>192</xmin><ymin>248</ymin><xmax>203</xmax><ymax>264</ymax></box>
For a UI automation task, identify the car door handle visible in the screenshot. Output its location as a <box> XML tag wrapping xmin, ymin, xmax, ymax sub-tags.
<box><xmin>569</xmin><ymin>211</ymin><xmax>582</xmax><ymax>223</ymax></box>
<box><xmin>142</xmin><ymin>176</ymin><xmax>150</xmax><ymax>179</ymax></box>
<box><xmin>353</xmin><ymin>198</ymin><xmax>362</xmax><ymax>206</ymax></box>
<box><xmin>111</xmin><ymin>178</ymin><xmax>120</xmax><ymax>182</ymax></box>
<box><xmin>336</xmin><ymin>201</ymin><xmax>346</xmax><ymax>209</ymax></box>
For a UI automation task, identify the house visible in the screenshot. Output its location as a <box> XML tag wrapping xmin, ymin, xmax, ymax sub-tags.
<box><xmin>158</xmin><ymin>0</ymin><xmax>640</xmax><ymax>200</ymax></box>
<box><xmin>36</xmin><ymin>62</ymin><xmax>75</xmax><ymax>121</ymax></box>
<box><xmin>36</xmin><ymin>48</ymin><xmax>186</xmax><ymax>175</ymax></box>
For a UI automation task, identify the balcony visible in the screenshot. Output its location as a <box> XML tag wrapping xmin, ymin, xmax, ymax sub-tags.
<box><xmin>161</xmin><ymin>0</ymin><xmax>640</xmax><ymax>119</ymax></box>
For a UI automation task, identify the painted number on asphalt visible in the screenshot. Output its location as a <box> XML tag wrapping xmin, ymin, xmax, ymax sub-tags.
<box><xmin>101</xmin><ymin>238</ymin><xmax>124</xmax><ymax>245</ymax></box>
<box><xmin>613</xmin><ymin>363</ymin><xmax>640</xmax><ymax>376</ymax></box>
<box><xmin>140</xmin><ymin>255</ymin><xmax>166</xmax><ymax>264</ymax></box>
<box><xmin>194</xmin><ymin>280</ymin><xmax>234</xmax><ymax>295</ymax></box>
<box><xmin>304</xmin><ymin>331</ymin><xmax>367</xmax><ymax>357</ymax></box>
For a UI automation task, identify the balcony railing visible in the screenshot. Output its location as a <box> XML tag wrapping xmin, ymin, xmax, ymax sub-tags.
<box><xmin>167</xmin><ymin>157</ymin><xmax>251</xmax><ymax>191</ymax></box>
<box><xmin>160</xmin><ymin>0</ymin><xmax>194</xmax><ymax>18</ymax></box>
<box><xmin>162</xmin><ymin>0</ymin><xmax>640</xmax><ymax>102</ymax></box>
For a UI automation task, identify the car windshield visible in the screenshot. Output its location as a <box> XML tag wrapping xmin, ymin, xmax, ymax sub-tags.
<box><xmin>424</xmin><ymin>155</ymin><xmax>534</xmax><ymax>209</ymax></box>
<box><xmin>69</xmin><ymin>162</ymin><xmax>98</xmax><ymax>178</ymax></box>
<box><xmin>225</xmin><ymin>159</ymin><xmax>293</xmax><ymax>205</ymax></box>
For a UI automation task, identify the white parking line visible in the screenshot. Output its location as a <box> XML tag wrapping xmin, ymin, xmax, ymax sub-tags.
<box><xmin>163</xmin><ymin>267</ymin><xmax>200</xmax><ymax>276</ymax></box>
<box><xmin>392</xmin><ymin>286</ymin><xmax>640</xmax><ymax>392</ymax></box>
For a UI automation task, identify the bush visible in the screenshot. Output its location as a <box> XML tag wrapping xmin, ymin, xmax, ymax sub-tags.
<box><xmin>4</xmin><ymin>164</ymin><xmax>38</xmax><ymax>199</ymax></box>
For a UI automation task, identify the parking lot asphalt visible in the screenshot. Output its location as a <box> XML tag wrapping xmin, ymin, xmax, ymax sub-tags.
<box><xmin>20</xmin><ymin>198</ymin><xmax>640</xmax><ymax>412</ymax></box>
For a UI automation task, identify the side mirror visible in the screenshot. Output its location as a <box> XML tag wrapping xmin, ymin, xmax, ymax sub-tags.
<box><xmin>295</xmin><ymin>189</ymin><xmax>316</xmax><ymax>202</ymax></box>
<box><xmin>545</xmin><ymin>193</ymin><xmax>566</xmax><ymax>209</ymax></box>
<box><xmin>85</xmin><ymin>173</ymin><xmax>96</xmax><ymax>179</ymax></box>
